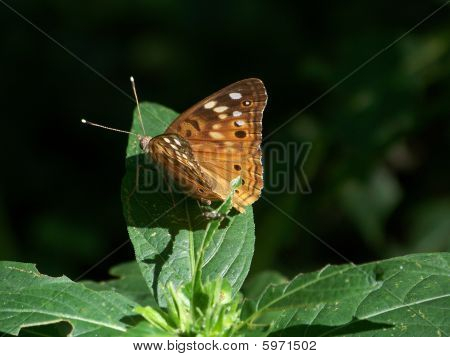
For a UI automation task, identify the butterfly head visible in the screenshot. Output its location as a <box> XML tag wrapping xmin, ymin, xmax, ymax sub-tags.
<box><xmin>139</xmin><ymin>136</ymin><xmax>152</xmax><ymax>153</ymax></box>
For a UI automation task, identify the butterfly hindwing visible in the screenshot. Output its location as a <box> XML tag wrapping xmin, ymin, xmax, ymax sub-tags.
<box><xmin>148</xmin><ymin>134</ymin><xmax>222</xmax><ymax>202</ymax></box>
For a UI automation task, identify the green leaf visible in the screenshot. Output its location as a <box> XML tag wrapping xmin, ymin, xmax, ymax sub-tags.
<box><xmin>0</xmin><ymin>261</ymin><xmax>136</xmax><ymax>336</ymax></box>
<box><xmin>242</xmin><ymin>253</ymin><xmax>450</xmax><ymax>337</ymax></box>
<box><xmin>121</xmin><ymin>102</ymin><xmax>255</xmax><ymax>305</ymax></box>
<box><xmin>121</xmin><ymin>321</ymin><xmax>175</xmax><ymax>337</ymax></box>
<box><xmin>82</xmin><ymin>261</ymin><xmax>157</xmax><ymax>307</ymax></box>
<box><xmin>191</xmin><ymin>176</ymin><xmax>242</xmax><ymax>299</ymax></box>
<box><xmin>133</xmin><ymin>277</ymin><xmax>243</xmax><ymax>336</ymax></box>
<box><xmin>243</xmin><ymin>271</ymin><xmax>288</xmax><ymax>300</ymax></box>
<box><xmin>134</xmin><ymin>305</ymin><xmax>177</xmax><ymax>334</ymax></box>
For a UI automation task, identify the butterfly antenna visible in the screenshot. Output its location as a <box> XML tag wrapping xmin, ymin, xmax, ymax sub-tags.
<box><xmin>81</xmin><ymin>119</ymin><xmax>138</xmax><ymax>137</ymax></box>
<box><xmin>130</xmin><ymin>76</ymin><xmax>146</xmax><ymax>135</ymax></box>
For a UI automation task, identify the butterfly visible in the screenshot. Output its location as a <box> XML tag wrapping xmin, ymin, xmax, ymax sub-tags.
<box><xmin>84</xmin><ymin>78</ymin><xmax>267</xmax><ymax>213</ymax></box>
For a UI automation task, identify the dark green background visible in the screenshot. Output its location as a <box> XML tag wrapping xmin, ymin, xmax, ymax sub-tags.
<box><xmin>1</xmin><ymin>0</ymin><xmax>449</xmax><ymax>281</ymax></box>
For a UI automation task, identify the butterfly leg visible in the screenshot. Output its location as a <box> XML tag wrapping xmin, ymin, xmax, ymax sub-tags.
<box><xmin>203</xmin><ymin>210</ymin><xmax>225</xmax><ymax>221</ymax></box>
<box><xmin>196</xmin><ymin>199</ymin><xmax>211</xmax><ymax>213</ymax></box>
<box><xmin>200</xmin><ymin>198</ymin><xmax>212</xmax><ymax>206</ymax></box>
<box><xmin>195</xmin><ymin>200</ymin><xmax>224</xmax><ymax>221</ymax></box>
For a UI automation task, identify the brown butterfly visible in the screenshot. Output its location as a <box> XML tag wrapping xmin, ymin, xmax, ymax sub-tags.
<box><xmin>83</xmin><ymin>78</ymin><xmax>267</xmax><ymax>213</ymax></box>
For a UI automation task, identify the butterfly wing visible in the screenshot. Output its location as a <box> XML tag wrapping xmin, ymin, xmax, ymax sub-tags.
<box><xmin>148</xmin><ymin>134</ymin><xmax>223</xmax><ymax>202</ymax></box>
<box><xmin>165</xmin><ymin>78</ymin><xmax>267</xmax><ymax>212</ymax></box>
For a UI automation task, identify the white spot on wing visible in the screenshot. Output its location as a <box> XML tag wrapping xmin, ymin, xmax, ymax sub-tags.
<box><xmin>218</xmin><ymin>113</ymin><xmax>227</xmax><ymax>119</ymax></box>
<box><xmin>163</xmin><ymin>137</ymin><xmax>171</xmax><ymax>143</ymax></box>
<box><xmin>235</xmin><ymin>120</ymin><xmax>245</xmax><ymax>127</ymax></box>
<box><xmin>174</xmin><ymin>138</ymin><xmax>181</xmax><ymax>146</ymax></box>
<box><xmin>233</xmin><ymin>111</ymin><xmax>242</xmax><ymax>117</ymax></box>
<box><xmin>170</xmin><ymin>144</ymin><xmax>178</xmax><ymax>150</ymax></box>
<box><xmin>213</xmin><ymin>106</ymin><xmax>228</xmax><ymax>113</ymax></box>
<box><xmin>204</xmin><ymin>101</ymin><xmax>217</xmax><ymax>109</ymax></box>
<box><xmin>229</xmin><ymin>92</ymin><xmax>242</xmax><ymax>99</ymax></box>
<box><xmin>209</xmin><ymin>131</ymin><xmax>226</xmax><ymax>139</ymax></box>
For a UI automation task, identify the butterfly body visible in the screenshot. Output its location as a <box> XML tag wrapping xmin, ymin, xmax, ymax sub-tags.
<box><xmin>140</xmin><ymin>78</ymin><xmax>267</xmax><ymax>213</ymax></box>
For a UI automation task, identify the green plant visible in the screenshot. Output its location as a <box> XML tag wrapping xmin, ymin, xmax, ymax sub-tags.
<box><xmin>1</xmin><ymin>103</ymin><xmax>449</xmax><ymax>337</ymax></box>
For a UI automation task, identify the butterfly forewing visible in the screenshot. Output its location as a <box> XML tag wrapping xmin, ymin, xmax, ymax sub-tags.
<box><xmin>162</xmin><ymin>78</ymin><xmax>267</xmax><ymax>212</ymax></box>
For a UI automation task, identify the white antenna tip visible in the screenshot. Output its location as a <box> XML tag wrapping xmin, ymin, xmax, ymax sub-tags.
<box><xmin>81</xmin><ymin>119</ymin><xmax>87</xmax><ymax>124</ymax></box>
<box><xmin>130</xmin><ymin>76</ymin><xmax>135</xmax><ymax>82</ymax></box>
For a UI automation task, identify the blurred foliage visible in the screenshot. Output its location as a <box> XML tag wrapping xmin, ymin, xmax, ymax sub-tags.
<box><xmin>0</xmin><ymin>0</ymin><xmax>449</xmax><ymax>280</ymax></box>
